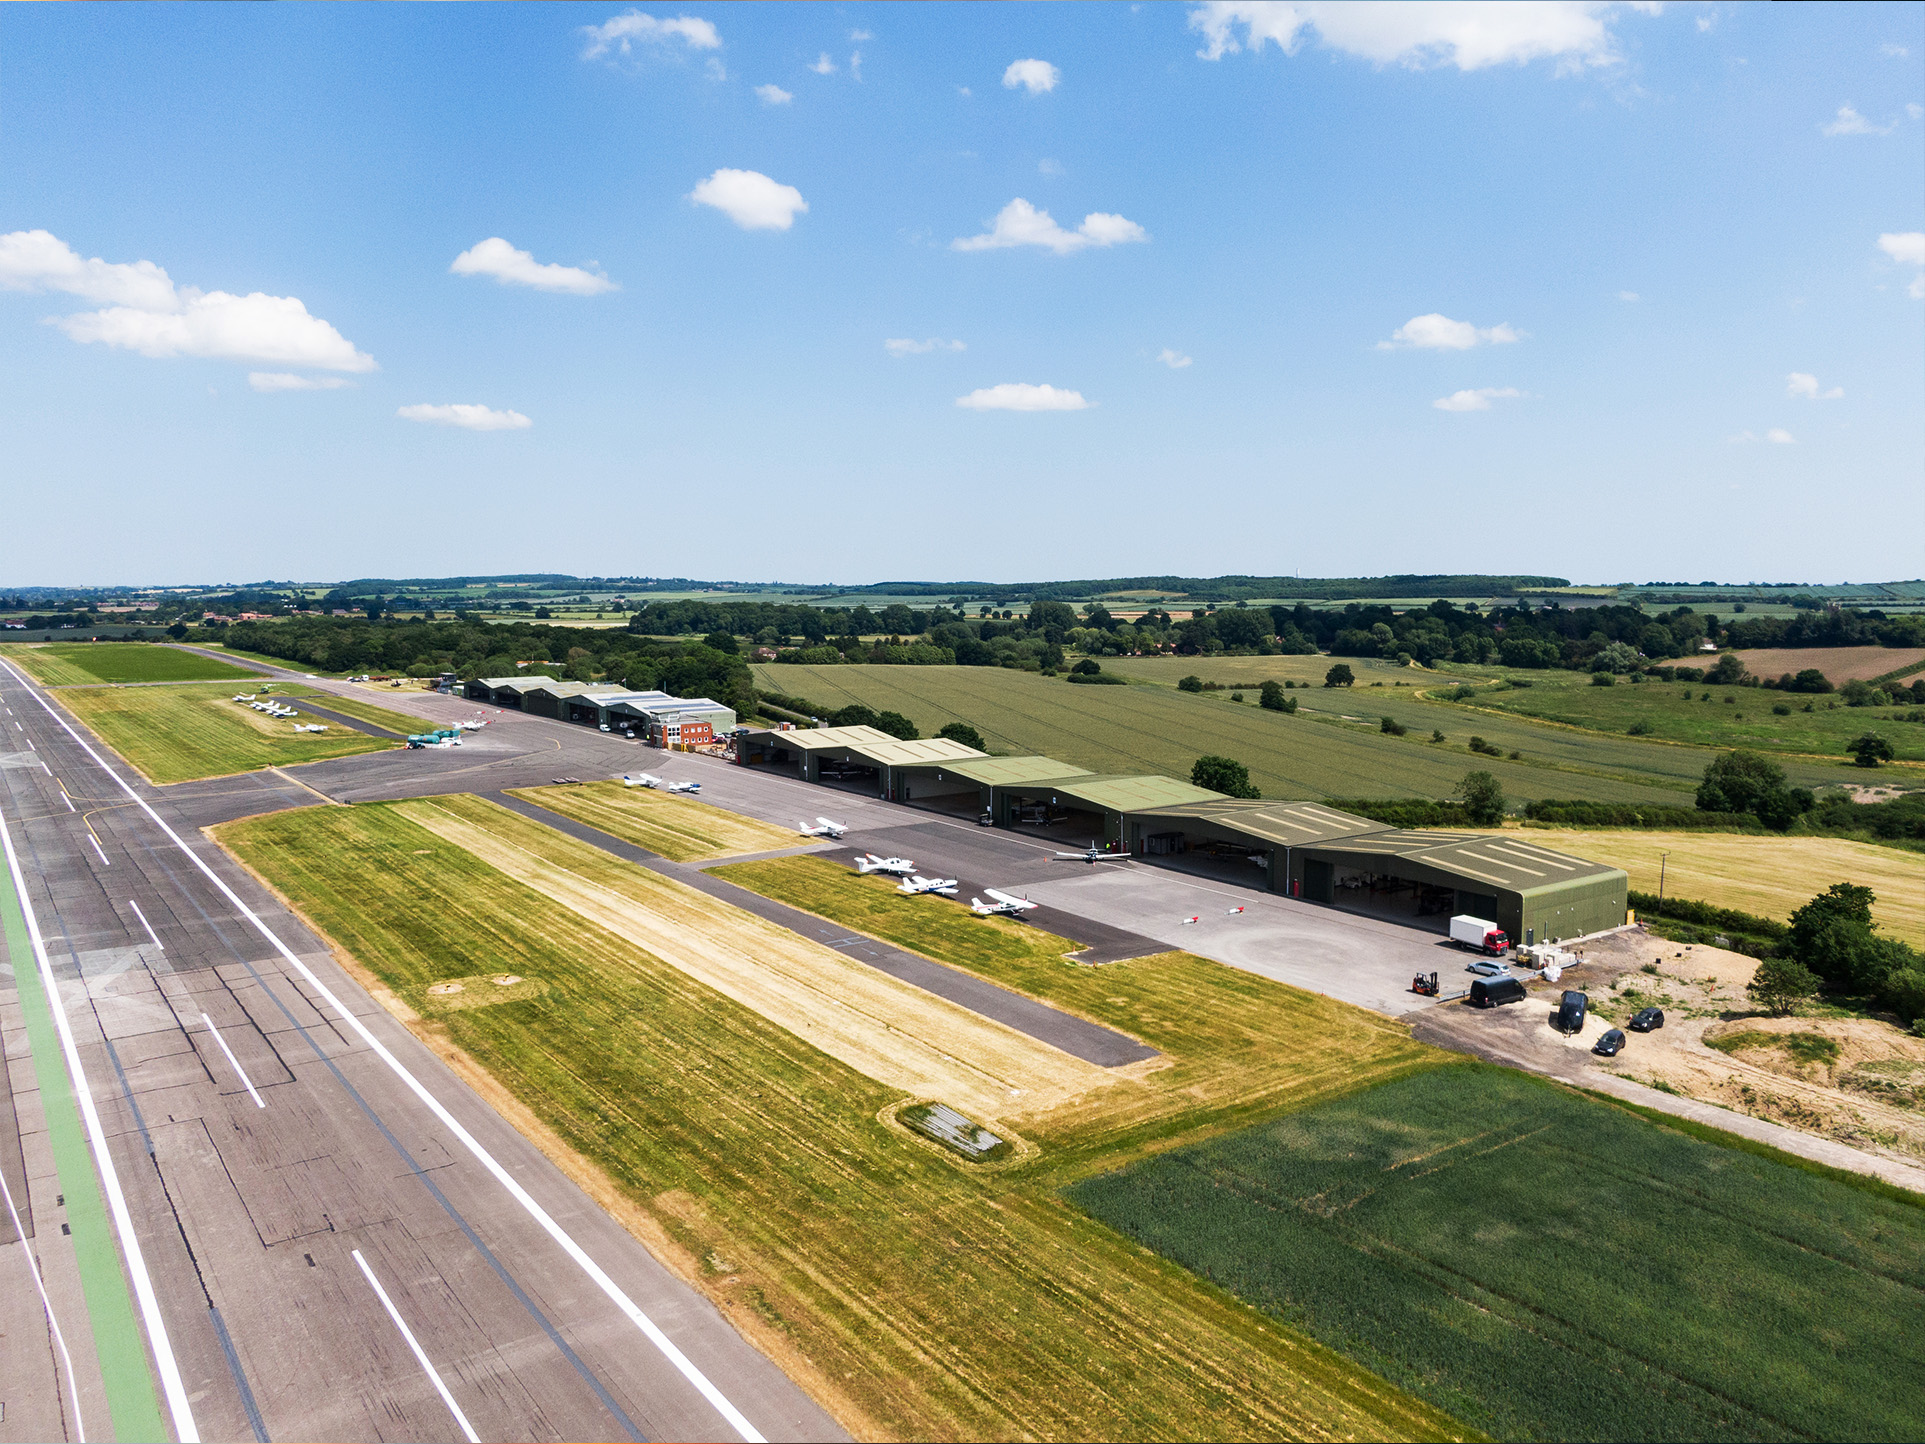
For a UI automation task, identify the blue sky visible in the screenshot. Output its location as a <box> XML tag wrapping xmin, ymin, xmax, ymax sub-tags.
<box><xmin>3</xmin><ymin>2</ymin><xmax>1920</xmax><ymax>587</ymax></box>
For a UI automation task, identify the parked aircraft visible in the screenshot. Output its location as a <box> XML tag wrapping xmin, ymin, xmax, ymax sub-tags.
<box><xmin>856</xmin><ymin>854</ymin><xmax>917</xmax><ymax>877</ymax></box>
<box><xmin>798</xmin><ymin>817</ymin><xmax>848</xmax><ymax>839</ymax></box>
<box><xmin>231</xmin><ymin>694</ymin><xmax>255</xmax><ymax>702</ymax></box>
<box><xmin>292</xmin><ymin>723</ymin><xmax>328</xmax><ymax>733</ymax></box>
<box><xmin>970</xmin><ymin>888</ymin><xmax>1039</xmax><ymax>918</ymax></box>
<box><xmin>896</xmin><ymin>874</ymin><xmax>959</xmax><ymax>896</ymax></box>
<box><xmin>623</xmin><ymin>772</ymin><xmax>701</xmax><ymax>792</ymax></box>
<box><xmin>1053</xmin><ymin>841</ymin><xmax>1123</xmax><ymax>864</ymax></box>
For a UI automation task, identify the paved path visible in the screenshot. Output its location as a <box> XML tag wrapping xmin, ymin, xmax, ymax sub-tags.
<box><xmin>489</xmin><ymin>792</ymin><xmax>1158</xmax><ymax>1068</ymax></box>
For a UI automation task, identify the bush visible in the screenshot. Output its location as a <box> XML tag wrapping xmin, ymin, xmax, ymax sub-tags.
<box><xmin>1070</xmin><ymin>658</ymin><xmax>1101</xmax><ymax>675</ymax></box>
<box><xmin>1380</xmin><ymin>716</ymin><xmax>1408</xmax><ymax>736</ymax></box>
<box><xmin>1066</xmin><ymin>671</ymin><xmax>1125</xmax><ymax>684</ymax></box>
<box><xmin>1591</xmin><ymin>671</ymin><xmax>1617</xmax><ymax>687</ymax></box>
<box><xmin>1324</xmin><ymin>663</ymin><xmax>1354</xmax><ymax>688</ymax></box>
<box><xmin>1849</xmin><ymin>733</ymin><xmax>1894</xmax><ymax>768</ymax></box>
<box><xmin>1748</xmin><ymin>957</ymin><xmax>1820</xmax><ymax>1017</ymax></box>
<box><xmin>875</xmin><ymin>710</ymin><xmax>919</xmax><ymax>741</ymax></box>
<box><xmin>1627</xmin><ymin>719</ymin><xmax>1653</xmax><ymax>735</ymax></box>
<box><xmin>1192</xmin><ymin>754</ymin><xmax>1260</xmax><ymax>798</ymax></box>
<box><xmin>1459</xmin><ymin>770</ymin><xmax>1505</xmax><ymax>825</ymax></box>
<box><xmin>1629</xmin><ymin>890</ymin><xmax>1787</xmax><ymax>941</ymax></box>
<box><xmin>1883</xmin><ymin>969</ymin><xmax>1925</xmax><ymax>1026</ymax></box>
<box><xmin>1468</xmin><ymin>736</ymin><xmax>1502</xmax><ymax>756</ymax></box>
<box><xmin>938</xmin><ymin>721</ymin><xmax>986</xmax><ymax>751</ymax></box>
<box><xmin>1177</xmin><ymin>674</ymin><xmax>1204</xmax><ymax>693</ymax></box>
<box><xmin>1259</xmin><ymin>680</ymin><xmax>1287</xmax><ymax>711</ymax></box>
<box><xmin>1529</xmin><ymin>801</ymin><xmax>1758</xmax><ymax>830</ymax></box>
<box><xmin>1330</xmin><ymin>798</ymin><xmax>1471</xmax><ymax>827</ymax></box>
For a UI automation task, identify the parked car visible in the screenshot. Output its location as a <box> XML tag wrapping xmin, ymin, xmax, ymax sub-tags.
<box><xmin>1554</xmin><ymin>990</ymin><xmax>1588</xmax><ymax>1035</ymax></box>
<box><xmin>1592</xmin><ymin>1027</ymin><xmax>1627</xmax><ymax>1057</ymax></box>
<box><xmin>1469</xmin><ymin>977</ymin><xmax>1527</xmax><ymax>1008</ymax></box>
<box><xmin>1628</xmin><ymin>1007</ymin><xmax>1665</xmax><ymax>1033</ymax></box>
<box><xmin>1467</xmin><ymin>959</ymin><xmax>1509</xmax><ymax>977</ymax></box>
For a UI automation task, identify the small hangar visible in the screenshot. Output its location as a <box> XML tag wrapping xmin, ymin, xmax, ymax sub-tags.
<box><xmin>463</xmin><ymin>675</ymin><xmax>734</xmax><ymax>744</ymax></box>
<box><xmin>734</xmin><ymin>723</ymin><xmax>986</xmax><ymax>796</ymax></box>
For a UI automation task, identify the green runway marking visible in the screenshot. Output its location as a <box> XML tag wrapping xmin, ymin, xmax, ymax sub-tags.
<box><xmin>0</xmin><ymin>850</ymin><xmax>169</xmax><ymax>1442</ymax></box>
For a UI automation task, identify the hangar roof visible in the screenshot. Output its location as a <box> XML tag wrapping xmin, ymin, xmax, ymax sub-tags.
<box><xmin>477</xmin><ymin>675</ymin><xmax>549</xmax><ymax>689</ymax></box>
<box><xmin>899</xmin><ymin>755</ymin><xmax>1094</xmax><ymax>786</ymax></box>
<box><xmin>523</xmin><ymin>681</ymin><xmax>631</xmax><ymax>701</ymax></box>
<box><xmin>743</xmin><ymin>723</ymin><xmax>900</xmax><ymax>750</ymax></box>
<box><xmin>1130</xmin><ymin>799</ymin><xmax>1388</xmax><ymax>847</ymax></box>
<box><xmin>851</xmin><ymin>736</ymin><xmax>987</xmax><ymax>766</ymax></box>
<box><xmin>998</xmin><ymin>774</ymin><xmax>1225</xmax><ymax>812</ymax></box>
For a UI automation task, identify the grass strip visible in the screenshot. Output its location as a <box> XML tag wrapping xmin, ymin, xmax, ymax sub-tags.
<box><xmin>511</xmin><ymin>781</ymin><xmax>800</xmax><ymax>862</ymax></box>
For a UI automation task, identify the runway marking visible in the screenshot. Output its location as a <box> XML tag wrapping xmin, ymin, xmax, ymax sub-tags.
<box><xmin>0</xmin><ymin>1146</ymin><xmax>86</xmax><ymax>1443</ymax></box>
<box><xmin>5</xmin><ymin>659</ymin><xmax>769</xmax><ymax>1444</ymax></box>
<box><xmin>0</xmin><ymin>810</ymin><xmax>193</xmax><ymax>1442</ymax></box>
<box><xmin>128</xmin><ymin>899</ymin><xmax>165</xmax><ymax>950</ymax></box>
<box><xmin>200</xmin><ymin>1013</ymin><xmax>266</xmax><ymax>1108</ymax></box>
<box><xmin>57</xmin><ymin>780</ymin><xmax>76</xmax><ymax>811</ymax></box>
<box><xmin>352</xmin><ymin>1249</ymin><xmax>481</xmax><ymax>1444</ymax></box>
<box><xmin>87</xmin><ymin>830</ymin><xmax>111</xmax><ymax>866</ymax></box>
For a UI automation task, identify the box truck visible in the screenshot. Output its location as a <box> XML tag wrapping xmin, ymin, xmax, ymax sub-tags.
<box><xmin>1449</xmin><ymin>915</ymin><xmax>1510</xmax><ymax>955</ymax></box>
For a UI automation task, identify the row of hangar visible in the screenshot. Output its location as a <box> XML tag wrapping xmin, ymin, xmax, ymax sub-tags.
<box><xmin>736</xmin><ymin>722</ymin><xmax>1629</xmax><ymax>946</ymax></box>
<box><xmin>466</xmin><ymin>676</ymin><xmax>736</xmax><ymax>746</ymax></box>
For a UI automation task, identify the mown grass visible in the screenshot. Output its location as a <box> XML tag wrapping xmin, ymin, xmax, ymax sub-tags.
<box><xmin>512</xmin><ymin>781</ymin><xmax>801</xmax><ymax>861</ymax></box>
<box><xmin>7</xmin><ymin>642</ymin><xmax>262</xmax><ymax>686</ymax></box>
<box><xmin>750</xmin><ymin>663</ymin><xmax>1703</xmax><ymax>805</ymax></box>
<box><xmin>1520</xmin><ymin>827</ymin><xmax>1925</xmax><ymax>944</ymax></box>
<box><xmin>53</xmin><ymin>683</ymin><xmax>391</xmax><ymax>784</ymax></box>
<box><xmin>1071</xmin><ymin>1066</ymin><xmax>1925</xmax><ymax>1443</ymax></box>
<box><xmin>219</xmin><ymin>802</ymin><xmax>1463</xmax><ymax>1443</ymax></box>
<box><xmin>1470</xmin><ymin>668</ymin><xmax>1925</xmax><ymax>766</ymax></box>
<box><xmin>296</xmin><ymin>691</ymin><xmax>435</xmax><ymax>735</ymax></box>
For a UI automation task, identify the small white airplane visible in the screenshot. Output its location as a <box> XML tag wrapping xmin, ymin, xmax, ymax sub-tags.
<box><xmin>897</xmin><ymin>874</ymin><xmax>959</xmax><ymax>896</ymax></box>
<box><xmin>232</xmin><ymin>694</ymin><xmax>255</xmax><ymax>702</ymax></box>
<box><xmin>798</xmin><ymin>817</ymin><xmax>848</xmax><ymax>839</ymax></box>
<box><xmin>622</xmin><ymin>772</ymin><xmax>700</xmax><ymax>792</ymax></box>
<box><xmin>970</xmin><ymin>888</ymin><xmax>1039</xmax><ymax>918</ymax></box>
<box><xmin>1054</xmin><ymin>841</ymin><xmax>1123</xmax><ymax>864</ymax></box>
<box><xmin>856</xmin><ymin>854</ymin><xmax>917</xmax><ymax>877</ymax></box>
<box><xmin>458</xmin><ymin>716</ymin><xmax>488</xmax><ymax>731</ymax></box>
<box><xmin>292</xmin><ymin>722</ymin><xmax>328</xmax><ymax>733</ymax></box>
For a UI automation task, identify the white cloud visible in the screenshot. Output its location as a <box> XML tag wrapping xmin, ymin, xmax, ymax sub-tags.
<box><xmin>249</xmin><ymin>372</ymin><xmax>351</xmax><ymax>392</ymax></box>
<box><xmin>4</xmin><ymin>228</ymin><xmax>376</xmax><ymax>372</ymax></box>
<box><xmin>1189</xmin><ymin>1</ymin><xmax>1631</xmax><ymax>72</ymax></box>
<box><xmin>1822</xmin><ymin>104</ymin><xmax>1893</xmax><ymax>137</ymax></box>
<box><xmin>850</xmin><ymin>29</ymin><xmax>872</xmax><ymax>42</ymax></box>
<box><xmin>810</xmin><ymin>52</ymin><xmax>837</xmax><ymax>74</ymax></box>
<box><xmin>1004</xmin><ymin>59</ymin><xmax>1062</xmax><ymax>94</ymax></box>
<box><xmin>1433</xmin><ymin>386</ymin><xmax>1521</xmax><ymax>412</ymax></box>
<box><xmin>1038</xmin><ymin>158</ymin><xmax>1065</xmax><ymax>177</ymax></box>
<box><xmin>689</xmin><ymin>169</ymin><xmax>808</xmax><ymax>230</ymax></box>
<box><xmin>706</xmin><ymin>57</ymin><xmax>727</xmax><ymax>82</ymax></box>
<box><xmin>1618</xmin><ymin>290</ymin><xmax>1640</xmax><ymax>302</ymax></box>
<box><xmin>755</xmin><ymin>83</ymin><xmax>793</xmax><ymax>105</ymax></box>
<box><xmin>398</xmin><ymin>403</ymin><xmax>532</xmax><ymax>431</ymax></box>
<box><xmin>0</xmin><ymin>229</ymin><xmax>178</xmax><ymax>309</ymax></box>
<box><xmin>953</xmin><ymin>198</ymin><xmax>1147</xmax><ymax>255</ymax></box>
<box><xmin>1766</xmin><ymin>428</ymin><xmax>1796</xmax><ymax>444</ymax></box>
<box><xmin>1911</xmin><ymin>103</ymin><xmax>1924</xmax><ymax>120</ymax></box>
<box><xmin>886</xmin><ymin>337</ymin><xmax>966</xmax><ymax>357</ymax></box>
<box><xmin>957</xmin><ymin>85</ymin><xmax>973</xmax><ymax>97</ymax></box>
<box><xmin>849</xmin><ymin>50</ymin><xmax>863</xmax><ymax>81</ymax></box>
<box><xmin>580</xmin><ymin>11</ymin><xmax>720</xmax><ymax>60</ymax></box>
<box><xmin>1878</xmin><ymin>231</ymin><xmax>1925</xmax><ymax>265</ymax></box>
<box><xmin>1786</xmin><ymin>372</ymin><xmax>1842</xmax><ymax>400</ymax></box>
<box><xmin>1157</xmin><ymin>348</ymin><xmax>1194</xmax><ymax>368</ymax></box>
<box><xmin>1380</xmin><ymin>312</ymin><xmax>1521</xmax><ymax>350</ymax></box>
<box><xmin>1883</xmin><ymin>43</ymin><xmax>1910</xmax><ymax>58</ymax></box>
<box><xmin>956</xmin><ymin>383</ymin><xmax>1091</xmax><ymax>411</ymax></box>
<box><xmin>449</xmin><ymin>237</ymin><xmax>616</xmax><ymax>295</ymax></box>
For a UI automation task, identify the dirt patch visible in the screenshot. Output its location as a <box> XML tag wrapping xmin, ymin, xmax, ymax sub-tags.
<box><xmin>1722</xmin><ymin>645</ymin><xmax>1925</xmax><ymax>686</ymax></box>
<box><xmin>396</xmin><ymin>796</ymin><xmax>1137</xmax><ymax>1124</ymax></box>
<box><xmin>415</xmin><ymin>972</ymin><xmax>549</xmax><ymax>1013</ymax></box>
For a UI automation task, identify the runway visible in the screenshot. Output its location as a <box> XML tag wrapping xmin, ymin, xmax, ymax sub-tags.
<box><xmin>0</xmin><ymin>658</ymin><xmax>845</xmax><ymax>1444</ymax></box>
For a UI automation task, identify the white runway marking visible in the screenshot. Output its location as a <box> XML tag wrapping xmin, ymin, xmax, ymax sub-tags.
<box><xmin>87</xmin><ymin>831</ymin><xmax>110</xmax><ymax>866</ymax></box>
<box><xmin>58</xmin><ymin>783</ymin><xmax>75</xmax><ymax>812</ymax></box>
<box><xmin>200</xmin><ymin>1013</ymin><xmax>266</xmax><ymax>1108</ymax></box>
<box><xmin>0</xmin><ymin>810</ymin><xmax>200</xmax><ymax>1442</ymax></box>
<box><xmin>129</xmin><ymin>898</ymin><xmax>165</xmax><ymax>951</ymax></box>
<box><xmin>0</xmin><ymin>1150</ymin><xmax>85</xmax><ymax>1442</ymax></box>
<box><xmin>3</xmin><ymin>660</ymin><xmax>768</xmax><ymax>1444</ymax></box>
<box><xmin>352</xmin><ymin>1249</ymin><xmax>481</xmax><ymax>1444</ymax></box>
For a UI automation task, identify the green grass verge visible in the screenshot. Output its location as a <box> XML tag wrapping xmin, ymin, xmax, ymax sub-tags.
<box><xmin>511</xmin><ymin>782</ymin><xmax>802</xmax><ymax>861</ymax></box>
<box><xmin>1070</xmin><ymin>1064</ymin><xmax>1924</xmax><ymax>1443</ymax></box>
<box><xmin>748</xmin><ymin>663</ymin><xmax>1829</xmax><ymax>803</ymax></box>
<box><xmin>218</xmin><ymin>802</ymin><xmax>1466</xmax><ymax>1443</ymax></box>
<box><xmin>7</xmin><ymin>642</ymin><xmax>262</xmax><ymax>686</ymax></box>
<box><xmin>295</xmin><ymin>691</ymin><xmax>435</xmax><ymax>735</ymax></box>
<box><xmin>53</xmin><ymin>683</ymin><xmax>391</xmax><ymax>784</ymax></box>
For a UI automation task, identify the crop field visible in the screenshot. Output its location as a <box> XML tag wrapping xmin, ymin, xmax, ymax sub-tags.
<box><xmin>1470</xmin><ymin>668</ymin><xmax>1925</xmax><ymax>766</ymax></box>
<box><xmin>1520</xmin><ymin>827</ymin><xmax>1925</xmax><ymax>944</ymax></box>
<box><xmin>1723</xmin><ymin>646</ymin><xmax>1925</xmax><ymax>685</ymax></box>
<box><xmin>508</xmin><ymin>781</ymin><xmax>800</xmax><ymax>861</ymax></box>
<box><xmin>753</xmin><ymin>662</ymin><xmax>1772</xmax><ymax>804</ymax></box>
<box><xmin>219</xmin><ymin>800</ymin><xmax>1460</xmax><ymax>1442</ymax></box>
<box><xmin>51</xmin><ymin>683</ymin><xmax>391</xmax><ymax>784</ymax></box>
<box><xmin>6</xmin><ymin>641</ymin><xmax>263</xmax><ymax>686</ymax></box>
<box><xmin>1070</xmin><ymin>1066</ymin><xmax>1925</xmax><ymax>1443</ymax></box>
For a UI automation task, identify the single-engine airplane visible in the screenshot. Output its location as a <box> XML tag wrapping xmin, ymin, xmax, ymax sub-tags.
<box><xmin>970</xmin><ymin>888</ymin><xmax>1039</xmax><ymax>917</ymax></box>
<box><xmin>1054</xmin><ymin>841</ymin><xmax>1123</xmax><ymax>864</ymax></box>
<box><xmin>896</xmin><ymin>874</ymin><xmax>959</xmax><ymax>896</ymax></box>
<box><xmin>856</xmin><ymin>854</ymin><xmax>917</xmax><ymax>877</ymax></box>
<box><xmin>798</xmin><ymin>817</ymin><xmax>848</xmax><ymax>839</ymax></box>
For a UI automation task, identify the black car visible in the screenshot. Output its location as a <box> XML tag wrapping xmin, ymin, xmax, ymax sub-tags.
<box><xmin>1628</xmin><ymin>1007</ymin><xmax>1665</xmax><ymax>1033</ymax></box>
<box><xmin>1554</xmin><ymin>990</ymin><xmax>1588</xmax><ymax>1035</ymax></box>
<box><xmin>1592</xmin><ymin>1027</ymin><xmax>1627</xmax><ymax>1057</ymax></box>
<box><xmin>1470</xmin><ymin>976</ymin><xmax>1527</xmax><ymax>1008</ymax></box>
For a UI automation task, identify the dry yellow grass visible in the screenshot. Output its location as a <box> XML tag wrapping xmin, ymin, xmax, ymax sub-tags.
<box><xmin>1522</xmin><ymin>828</ymin><xmax>1925</xmax><ymax>943</ymax></box>
<box><xmin>508</xmin><ymin>780</ymin><xmax>798</xmax><ymax>861</ymax></box>
<box><xmin>396</xmin><ymin>796</ymin><xmax>1135</xmax><ymax>1120</ymax></box>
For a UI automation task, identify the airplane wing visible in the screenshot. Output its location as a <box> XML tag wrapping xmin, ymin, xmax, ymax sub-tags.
<box><xmin>982</xmin><ymin>888</ymin><xmax>1037</xmax><ymax>911</ymax></box>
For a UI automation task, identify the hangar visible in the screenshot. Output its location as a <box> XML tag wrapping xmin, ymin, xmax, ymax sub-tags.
<box><xmin>988</xmin><ymin>774</ymin><xmax>1222</xmax><ymax>844</ymax></box>
<box><xmin>1128</xmin><ymin>799</ymin><xmax>1626</xmax><ymax>945</ymax></box>
<box><xmin>890</xmin><ymin>755</ymin><xmax>1094</xmax><ymax>818</ymax></box>
<box><xmin>465</xmin><ymin>675</ymin><xmax>555</xmax><ymax>708</ymax></box>
<box><xmin>734</xmin><ymin>724</ymin><xmax>984</xmax><ymax>795</ymax></box>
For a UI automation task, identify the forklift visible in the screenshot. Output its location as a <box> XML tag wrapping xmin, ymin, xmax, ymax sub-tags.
<box><xmin>1410</xmin><ymin>971</ymin><xmax>1440</xmax><ymax>997</ymax></box>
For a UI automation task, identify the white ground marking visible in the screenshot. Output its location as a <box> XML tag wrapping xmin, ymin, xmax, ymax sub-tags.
<box><xmin>1</xmin><ymin>661</ymin><xmax>769</xmax><ymax>1444</ymax></box>
<box><xmin>58</xmin><ymin>783</ymin><xmax>75</xmax><ymax>812</ymax></box>
<box><xmin>352</xmin><ymin>1249</ymin><xmax>481</xmax><ymax>1444</ymax></box>
<box><xmin>200</xmin><ymin>1012</ymin><xmax>266</xmax><ymax>1109</ymax></box>
<box><xmin>87</xmin><ymin>830</ymin><xmax>110</xmax><ymax>866</ymax></box>
<box><xmin>0</xmin><ymin>810</ymin><xmax>200</xmax><ymax>1442</ymax></box>
<box><xmin>128</xmin><ymin>898</ymin><xmax>165</xmax><ymax>951</ymax></box>
<box><xmin>0</xmin><ymin>1151</ymin><xmax>85</xmax><ymax>1442</ymax></box>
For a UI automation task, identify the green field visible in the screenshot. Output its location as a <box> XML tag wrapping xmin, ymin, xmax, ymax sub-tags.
<box><xmin>297</xmin><ymin>691</ymin><xmax>435</xmax><ymax>735</ymax></box>
<box><xmin>1468</xmin><ymin>668</ymin><xmax>1925</xmax><ymax>767</ymax></box>
<box><xmin>54</xmin><ymin>683</ymin><xmax>392</xmax><ymax>783</ymax></box>
<box><xmin>1071</xmin><ymin>1067</ymin><xmax>1924</xmax><ymax>1443</ymax></box>
<box><xmin>751</xmin><ymin>663</ymin><xmax>1838</xmax><ymax>803</ymax></box>
<box><xmin>219</xmin><ymin>802</ymin><xmax>1460</xmax><ymax>1442</ymax></box>
<box><xmin>511</xmin><ymin>781</ymin><xmax>803</xmax><ymax>861</ymax></box>
<box><xmin>6</xmin><ymin>642</ymin><xmax>262</xmax><ymax>686</ymax></box>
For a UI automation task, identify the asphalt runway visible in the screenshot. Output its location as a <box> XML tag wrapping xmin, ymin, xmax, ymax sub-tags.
<box><xmin>0</xmin><ymin>660</ymin><xmax>845</xmax><ymax>1444</ymax></box>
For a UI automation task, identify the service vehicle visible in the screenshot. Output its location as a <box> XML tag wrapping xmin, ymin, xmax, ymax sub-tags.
<box><xmin>1554</xmin><ymin>990</ymin><xmax>1588</xmax><ymax>1035</ymax></box>
<box><xmin>1469</xmin><ymin>976</ymin><xmax>1526</xmax><ymax>1008</ymax></box>
<box><xmin>1449</xmin><ymin>914</ymin><xmax>1510</xmax><ymax>955</ymax></box>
